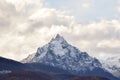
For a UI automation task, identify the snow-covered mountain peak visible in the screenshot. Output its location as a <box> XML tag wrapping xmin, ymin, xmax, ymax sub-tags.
<box><xmin>22</xmin><ymin>34</ymin><xmax>103</xmax><ymax>73</ymax></box>
<box><xmin>46</xmin><ymin>34</ymin><xmax>71</xmax><ymax>56</ymax></box>
<box><xmin>50</xmin><ymin>34</ymin><xmax>68</xmax><ymax>45</ymax></box>
<box><xmin>54</xmin><ymin>34</ymin><xmax>64</xmax><ymax>41</ymax></box>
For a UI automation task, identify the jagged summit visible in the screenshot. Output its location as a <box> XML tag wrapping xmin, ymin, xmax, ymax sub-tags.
<box><xmin>22</xmin><ymin>34</ymin><xmax>102</xmax><ymax>71</ymax></box>
<box><xmin>50</xmin><ymin>34</ymin><xmax>68</xmax><ymax>44</ymax></box>
<box><xmin>55</xmin><ymin>34</ymin><xmax>63</xmax><ymax>40</ymax></box>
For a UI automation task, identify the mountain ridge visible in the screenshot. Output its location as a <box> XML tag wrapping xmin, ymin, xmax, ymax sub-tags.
<box><xmin>22</xmin><ymin>34</ymin><xmax>119</xmax><ymax>80</ymax></box>
<box><xmin>0</xmin><ymin>57</ymin><xmax>30</xmax><ymax>71</ymax></box>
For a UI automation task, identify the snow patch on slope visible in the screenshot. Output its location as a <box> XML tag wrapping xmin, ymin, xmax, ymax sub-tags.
<box><xmin>101</xmin><ymin>55</ymin><xmax>120</xmax><ymax>78</ymax></box>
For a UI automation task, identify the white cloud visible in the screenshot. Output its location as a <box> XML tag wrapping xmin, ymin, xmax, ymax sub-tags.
<box><xmin>0</xmin><ymin>0</ymin><xmax>120</xmax><ymax>60</ymax></box>
<box><xmin>63</xmin><ymin>20</ymin><xmax>120</xmax><ymax>59</ymax></box>
<box><xmin>6</xmin><ymin>0</ymin><xmax>43</xmax><ymax>11</ymax></box>
<box><xmin>97</xmin><ymin>40</ymin><xmax>120</xmax><ymax>48</ymax></box>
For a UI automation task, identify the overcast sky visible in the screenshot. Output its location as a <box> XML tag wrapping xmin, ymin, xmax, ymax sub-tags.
<box><xmin>0</xmin><ymin>0</ymin><xmax>120</xmax><ymax>61</ymax></box>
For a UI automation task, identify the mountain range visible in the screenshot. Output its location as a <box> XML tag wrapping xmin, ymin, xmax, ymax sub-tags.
<box><xmin>0</xmin><ymin>34</ymin><xmax>119</xmax><ymax>80</ymax></box>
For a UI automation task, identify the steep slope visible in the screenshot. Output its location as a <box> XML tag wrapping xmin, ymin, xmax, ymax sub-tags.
<box><xmin>0</xmin><ymin>57</ymin><xmax>30</xmax><ymax>71</ymax></box>
<box><xmin>22</xmin><ymin>34</ymin><xmax>119</xmax><ymax>80</ymax></box>
<box><xmin>101</xmin><ymin>55</ymin><xmax>120</xmax><ymax>78</ymax></box>
<box><xmin>22</xmin><ymin>53</ymin><xmax>35</xmax><ymax>63</ymax></box>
